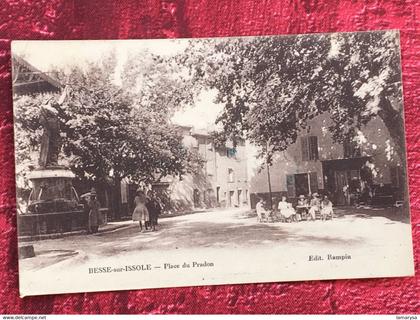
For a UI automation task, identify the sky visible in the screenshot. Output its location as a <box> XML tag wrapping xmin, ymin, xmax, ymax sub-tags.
<box><xmin>12</xmin><ymin>39</ymin><xmax>188</xmax><ymax>71</ymax></box>
<box><xmin>12</xmin><ymin>39</ymin><xmax>217</xmax><ymax>127</ymax></box>
<box><xmin>12</xmin><ymin>39</ymin><xmax>229</xmax><ymax>130</ymax></box>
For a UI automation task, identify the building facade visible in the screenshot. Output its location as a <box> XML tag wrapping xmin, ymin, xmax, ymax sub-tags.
<box><xmin>154</xmin><ymin>126</ymin><xmax>249</xmax><ymax>212</ymax></box>
<box><xmin>249</xmin><ymin>113</ymin><xmax>404</xmax><ymax>208</ymax></box>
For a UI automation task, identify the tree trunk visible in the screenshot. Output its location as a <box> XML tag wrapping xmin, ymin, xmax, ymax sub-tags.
<box><xmin>112</xmin><ymin>176</ymin><xmax>122</xmax><ymax>221</ymax></box>
<box><xmin>378</xmin><ymin>98</ymin><xmax>406</xmax><ymax>164</ymax></box>
<box><xmin>378</xmin><ymin>97</ymin><xmax>409</xmax><ymax>211</ymax></box>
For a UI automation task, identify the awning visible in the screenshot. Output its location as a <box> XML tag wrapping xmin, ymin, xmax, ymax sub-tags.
<box><xmin>321</xmin><ymin>156</ymin><xmax>372</xmax><ymax>170</ymax></box>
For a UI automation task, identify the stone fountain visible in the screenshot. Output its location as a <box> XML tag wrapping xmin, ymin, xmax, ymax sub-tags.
<box><xmin>18</xmin><ymin>96</ymin><xmax>86</xmax><ymax>240</ymax></box>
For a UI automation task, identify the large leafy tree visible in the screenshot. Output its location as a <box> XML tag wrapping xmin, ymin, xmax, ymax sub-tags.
<box><xmin>14</xmin><ymin>52</ymin><xmax>197</xmax><ymax>218</ymax></box>
<box><xmin>122</xmin><ymin>49</ymin><xmax>196</xmax><ymax>119</ymax></box>
<box><xmin>182</xmin><ymin>31</ymin><xmax>404</xmax><ymax>166</ymax></box>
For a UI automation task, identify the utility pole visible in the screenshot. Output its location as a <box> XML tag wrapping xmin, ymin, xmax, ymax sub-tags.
<box><xmin>267</xmin><ymin>159</ymin><xmax>273</xmax><ymax>210</ymax></box>
<box><xmin>266</xmin><ymin>139</ymin><xmax>273</xmax><ymax>210</ymax></box>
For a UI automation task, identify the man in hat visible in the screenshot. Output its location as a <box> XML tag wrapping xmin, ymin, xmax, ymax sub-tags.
<box><xmin>308</xmin><ymin>193</ymin><xmax>321</xmax><ymax>221</ymax></box>
<box><xmin>88</xmin><ymin>188</ymin><xmax>101</xmax><ymax>234</ymax></box>
<box><xmin>146</xmin><ymin>190</ymin><xmax>162</xmax><ymax>231</ymax></box>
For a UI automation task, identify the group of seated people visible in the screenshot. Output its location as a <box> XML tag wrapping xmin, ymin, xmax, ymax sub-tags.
<box><xmin>255</xmin><ymin>193</ymin><xmax>334</xmax><ymax>223</ymax></box>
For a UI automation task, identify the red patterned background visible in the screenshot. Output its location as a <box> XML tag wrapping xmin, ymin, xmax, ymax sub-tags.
<box><xmin>0</xmin><ymin>0</ymin><xmax>419</xmax><ymax>314</ymax></box>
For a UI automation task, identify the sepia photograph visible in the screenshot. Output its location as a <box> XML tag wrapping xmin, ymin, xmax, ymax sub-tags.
<box><xmin>12</xmin><ymin>31</ymin><xmax>414</xmax><ymax>296</ymax></box>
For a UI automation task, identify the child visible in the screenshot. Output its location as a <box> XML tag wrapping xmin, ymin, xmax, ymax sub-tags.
<box><xmin>256</xmin><ymin>199</ymin><xmax>269</xmax><ymax>222</ymax></box>
<box><xmin>296</xmin><ymin>194</ymin><xmax>308</xmax><ymax>220</ymax></box>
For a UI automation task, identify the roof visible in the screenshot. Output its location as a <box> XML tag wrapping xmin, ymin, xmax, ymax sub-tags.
<box><xmin>191</xmin><ymin>128</ymin><xmax>210</xmax><ymax>137</ymax></box>
<box><xmin>12</xmin><ymin>55</ymin><xmax>62</xmax><ymax>96</ymax></box>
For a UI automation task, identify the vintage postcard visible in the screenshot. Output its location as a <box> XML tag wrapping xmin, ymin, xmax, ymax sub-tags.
<box><xmin>12</xmin><ymin>31</ymin><xmax>414</xmax><ymax>296</ymax></box>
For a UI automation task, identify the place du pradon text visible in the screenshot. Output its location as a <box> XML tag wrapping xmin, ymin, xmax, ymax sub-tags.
<box><xmin>308</xmin><ymin>254</ymin><xmax>352</xmax><ymax>262</ymax></box>
<box><xmin>164</xmin><ymin>261</ymin><xmax>214</xmax><ymax>269</ymax></box>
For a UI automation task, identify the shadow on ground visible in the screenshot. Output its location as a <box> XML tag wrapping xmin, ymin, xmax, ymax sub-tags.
<box><xmin>333</xmin><ymin>206</ymin><xmax>410</xmax><ymax>223</ymax></box>
<box><xmin>91</xmin><ymin>216</ymin><xmax>364</xmax><ymax>257</ymax></box>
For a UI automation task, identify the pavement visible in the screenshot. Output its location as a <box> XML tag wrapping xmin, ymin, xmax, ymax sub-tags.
<box><xmin>19</xmin><ymin>205</ymin><xmax>411</xmax><ymax>272</ymax></box>
<box><xmin>18</xmin><ymin>205</ymin><xmax>414</xmax><ymax>296</ymax></box>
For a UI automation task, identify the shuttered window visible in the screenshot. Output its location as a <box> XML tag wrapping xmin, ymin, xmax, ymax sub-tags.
<box><xmin>228</xmin><ymin>168</ymin><xmax>235</xmax><ymax>183</ymax></box>
<box><xmin>309</xmin><ymin>172</ymin><xmax>318</xmax><ymax>193</ymax></box>
<box><xmin>309</xmin><ymin>136</ymin><xmax>319</xmax><ymax>160</ymax></box>
<box><xmin>301</xmin><ymin>136</ymin><xmax>319</xmax><ymax>161</ymax></box>
<box><xmin>343</xmin><ymin>137</ymin><xmax>361</xmax><ymax>158</ymax></box>
<box><xmin>390</xmin><ymin>166</ymin><xmax>401</xmax><ymax>188</ymax></box>
<box><xmin>226</xmin><ymin>147</ymin><xmax>237</xmax><ymax>158</ymax></box>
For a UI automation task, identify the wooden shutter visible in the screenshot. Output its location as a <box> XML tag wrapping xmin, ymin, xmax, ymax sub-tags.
<box><xmin>343</xmin><ymin>138</ymin><xmax>350</xmax><ymax>158</ymax></box>
<box><xmin>390</xmin><ymin>166</ymin><xmax>400</xmax><ymax>187</ymax></box>
<box><xmin>301</xmin><ymin>137</ymin><xmax>309</xmax><ymax>161</ymax></box>
<box><xmin>309</xmin><ymin>172</ymin><xmax>318</xmax><ymax>193</ymax></box>
<box><xmin>344</xmin><ymin>137</ymin><xmax>361</xmax><ymax>158</ymax></box>
<box><xmin>309</xmin><ymin>136</ymin><xmax>319</xmax><ymax>160</ymax></box>
<box><xmin>286</xmin><ymin>174</ymin><xmax>296</xmax><ymax>198</ymax></box>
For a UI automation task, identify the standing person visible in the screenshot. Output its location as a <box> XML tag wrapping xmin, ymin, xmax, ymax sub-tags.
<box><xmin>88</xmin><ymin>188</ymin><xmax>100</xmax><ymax>234</ymax></box>
<box><xmin>146</xmin><ymin>191</ymin><xmax>162</xmax><ymax>231</ymax></box>
<box><xmin>132</xmin><ymin>189</ymin><xmax>150</xmax><ymax>232</ymax></box>
<box><xmin>152</xmin><ymin>192</ymin><xmax>162</xmax><ymax>227</ymax></box>
<box><xmin>145</xmin><ymin>191</ymin><xmax>155</xmax><ymax>231</ymax></box>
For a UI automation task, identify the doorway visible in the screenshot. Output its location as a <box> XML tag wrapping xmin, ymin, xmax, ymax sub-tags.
<box><xmin>295</xmin><ymin>173</ymin><xmax>309</xmax><ymax>196</ymax></box>
<box><xmin>193</xmin><ymin>189</ymin><xmax>200</xmax><ymax>207</ymax></box>
<box><xmin>334</xmin><ymin>171</ymin><xmax>348</xmax><ymax>205</ymax></box>
<box><xmin>228</xmin><ymin>190</ymin><xmax>234</xmax><ymax>207</ymax></box>
<box><xmin>237</xmin><ymin>189</ymin><xmax>242</xmax><ymax>206</ymax></box>
<box><xmin>322</xmin><ymin>157</ymin><xmax>371</xmax><ymax>206</ymax></box>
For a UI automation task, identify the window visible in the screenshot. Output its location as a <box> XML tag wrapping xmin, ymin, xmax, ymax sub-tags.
<box><xmin>228</xmin><ymin>168</ymin><xmax>235</xmax><ymax>183</ymax></box>
<box><xmin>301</xmin><ymin>136</ymin><xmax>319</xmax><ymax>161</ymax></box>
<box><xmin>226</xmin><ymin>147</ymin><xmax>237</xmax><ymax>158</ymax></box>
<box><xmin>390</xmin><ymin>166</ymin><xmax>402</xmax><ymax>188</ymax></box>
<box><xmin>343</xmin><ymin>137</ymin><xmax>361</xmax><ymax>158</ymax></box>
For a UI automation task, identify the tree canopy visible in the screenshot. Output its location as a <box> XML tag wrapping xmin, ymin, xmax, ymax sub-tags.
<box><xmin>14</xmin><ymin>31</ymin><xmax>405</xmax><ymax>191</ymax></box>
<box><xmin>14</xmin><ymin>52</ymin><xmax>198</xmax><ymax>192</ymax></box>
<box><xmin>180</xmin><ymin>31</ymin><xmax>404</xmax><ymax>164</ymax></box>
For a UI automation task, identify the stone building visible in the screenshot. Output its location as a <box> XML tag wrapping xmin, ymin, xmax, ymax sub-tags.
<box><xmin>249</xmin><ymin>113</ymin><xmax>405</xmax><ymax>208</ymax></box>
<box><xmin>152</xmin><ymin>125</ymin><xmax>249</xmax><ymax>212</ymax></box>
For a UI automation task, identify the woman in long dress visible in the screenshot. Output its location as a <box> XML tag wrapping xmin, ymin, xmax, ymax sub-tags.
<box><xmin>320</xmin><ymin>195</ymin><xmax>334</xmax><ymax>221</ymax></box>
<box><xmin>132</xmin><ymin>190</ymin><xmax>150</xmax><ymax>232</ymax></box>
<box><xmin>277</xmin><ymin>196</ymin><xmax>296</xmax><ymax>222</ymax></box>
<box><xmin>88</xmin><ymin>189</ymin><xmax>100</xmax><ymax>233</ymax></box>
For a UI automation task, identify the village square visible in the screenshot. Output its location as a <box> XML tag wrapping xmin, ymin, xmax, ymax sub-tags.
<box><xmin>11</xmin><ymin>32</ymin><xmax>413</xmax><ymax>294</ymax></box>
